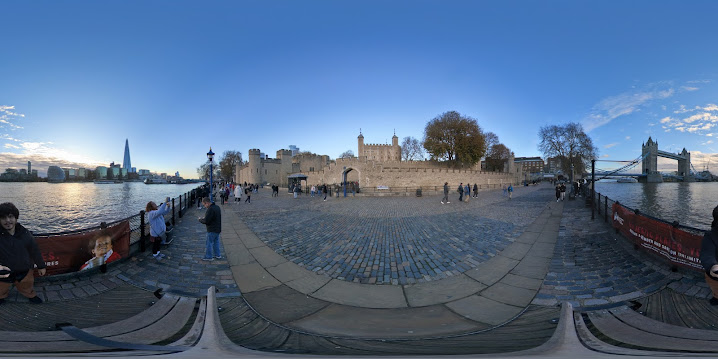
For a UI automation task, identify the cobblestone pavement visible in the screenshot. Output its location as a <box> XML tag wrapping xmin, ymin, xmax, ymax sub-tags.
<box><xmin>533</xmin><ymin>196</ymin><xmax>711</xmax><ymax>309</ymax></box>
<box><xmin>229</xmin><ymin>184</ymin><xmax>554</xmax><ymax>285</ymax></box>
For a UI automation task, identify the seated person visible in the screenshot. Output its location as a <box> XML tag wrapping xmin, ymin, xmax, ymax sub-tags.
<box><xmin>80</xmin><ymin>230</ymin><xmax>121</xmax><ymax>271</ymax></box>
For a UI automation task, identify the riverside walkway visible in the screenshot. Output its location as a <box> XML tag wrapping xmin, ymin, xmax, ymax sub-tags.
<box><xmin>1</xmin><ymin>182</ymin><xmax>716</xmax><ymax>356</ymax></box>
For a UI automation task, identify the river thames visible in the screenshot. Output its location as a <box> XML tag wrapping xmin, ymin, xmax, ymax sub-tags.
<box><xmin>0</xmin><ymin>182</ymin><xmax>202</xmax><ymax>234</ymax></box>
<box><xmin>594</xmin><ymin>181</ymin><xmax>717</xmax><ymax>230</ymax></box>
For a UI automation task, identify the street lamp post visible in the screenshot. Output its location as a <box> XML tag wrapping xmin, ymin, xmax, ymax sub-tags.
<box><xmin>207</xmin><ymin>147</ymin><xmax>215</xmax><ymax>203</ymax></box>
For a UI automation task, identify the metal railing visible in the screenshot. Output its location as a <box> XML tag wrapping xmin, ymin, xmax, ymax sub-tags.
<box><xmin>589</xmin><ymin>190</ymin><xmax>705</xmax><ymax>235</ymax></box>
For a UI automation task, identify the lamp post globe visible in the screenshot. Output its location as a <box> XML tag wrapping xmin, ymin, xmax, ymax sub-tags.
<box><xmin>207</xmin><ymin>148</ymin><xmax>215</xmax><ymax>203</ymax></box>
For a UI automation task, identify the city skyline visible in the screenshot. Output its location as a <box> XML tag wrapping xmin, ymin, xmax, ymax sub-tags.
<box><xmin>2</xmin><ymin>1</ymin><xmax>718</xmax><ymax>178</ymax></box>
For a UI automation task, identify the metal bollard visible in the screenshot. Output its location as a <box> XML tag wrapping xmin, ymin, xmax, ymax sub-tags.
<box><xmin>179</xmin><ymin>195</ymin><xmax>183</xmax><ymax>218</ymax></box>
<box><xmin>171</xmin><ymin>198</ymin><xmax>176</xmax><ymax>226</ymax></box>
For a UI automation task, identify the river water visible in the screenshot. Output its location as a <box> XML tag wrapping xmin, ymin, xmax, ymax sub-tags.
<box><xmin>594</xmin><ymin>181</ymin><xmax>717</xmax><ymax>230</ymax></box>
<box><xmin>0</xmin><ymin>182</ymin><xmax>202</xmax><ymax>234</ymax></box>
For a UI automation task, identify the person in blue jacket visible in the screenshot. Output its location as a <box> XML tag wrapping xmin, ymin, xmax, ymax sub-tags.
<box><xmin>146</xmin><ymin>198</ymin><xmax>171</xmax><ymax>261</ymax></box>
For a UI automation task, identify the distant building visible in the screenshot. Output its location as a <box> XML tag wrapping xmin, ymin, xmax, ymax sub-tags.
<box><xmin>78</xmin><ymin>168</ymin><xmax>87</xmax><ymax>178</ymax></box>
<box><xmin>47</xmin><ymin>166</ymin><xmax>66</xmax><ymax>183</ymax></box>
<box><xmin>123</xmin><ymin>139</ymin><xmax>132</xmax><ymax>172</ymax></box>
<box><xmin>27</xmin><ymin>161</ymin><xmax>31</xmax><ymax>174</ymax></box>
<box><xmin>545</xmin><ymin>157</ymin><xmax>562</xmax><ymax>174</ymax></box>
<box><xmin>138</xmin><ymin>169</ymin><xmax>150</xmax><ymax>175</ymax></box>
<box><xmin>95</xmin><ymin>166</ymin><xmax>108</xmax><ymax>179</ymax></box>
<box><xmin>514</xmin><ymin>157</ymin><xmax>544</xmax><ymax>173</ymax></box>
<box><xmin>175</xmin><ymin>171</ymin><xmax>180</xmax><ymax>177</ymax></box>
<box><xmin>288</xmin><ymin>145</ymin><xmax>300</xmax><ymax>156</ymax></box>
<box><xmin>19</xmin><ymin>169</ymin><xmax>27</xmax><ymax>176</ymax></box>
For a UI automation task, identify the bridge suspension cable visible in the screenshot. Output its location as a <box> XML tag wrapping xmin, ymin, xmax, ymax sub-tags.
<box><xmin>593</xmin><ymin>152</ymin><xmax>648</xmax><ymax>181</ymax></box>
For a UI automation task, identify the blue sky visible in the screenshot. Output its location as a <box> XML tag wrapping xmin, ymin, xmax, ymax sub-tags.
<box><xmin>2</xmin><ymin>0</ymin><xmax>718</xmax><ymax>178</ymax></box>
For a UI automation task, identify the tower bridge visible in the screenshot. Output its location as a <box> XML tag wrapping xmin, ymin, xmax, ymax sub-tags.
<box><xmin>641</xmin><ymin>137</ymin><xmax>694</xmax><ymax>183</ymax></box>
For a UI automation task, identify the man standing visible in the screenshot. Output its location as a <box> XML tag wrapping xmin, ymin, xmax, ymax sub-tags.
<box><xmin>199</xmin><ymin>197</ymin><xmax>222</xmax><ymax>261</ymax></box>
<box><xmin>457</xmin><ymin>182</ymin><xmax>464</xmax><ymax>202</ymax></box>
<box><xmin>441</xmin><ymin>182</ymin><xmax>450</xmax><ymax>204</ymax></box>
<box><xmin>0</xmin><ymin>202</ymin><xmax>46</xmax><ymax>304</ymax></box>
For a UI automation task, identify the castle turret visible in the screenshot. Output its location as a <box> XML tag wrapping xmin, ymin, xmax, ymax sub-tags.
<box><xmin>392</xmin><ymin>131</ymin><xmax>400</xmax><ymax>161</ymax></box>
<box><xmin>358</xmin><ymin>131</ymin><xmax>365</xmax><ymax>158</ymax></box>
<box><xmin>248</xmin><ymin>149</ymin><xmax>262</xmax><ymax>185</ymax></box>
<box><xmin>277</xmin><ymin>149</ymin><xmax>293</xmax><ymax>187</ymax></box>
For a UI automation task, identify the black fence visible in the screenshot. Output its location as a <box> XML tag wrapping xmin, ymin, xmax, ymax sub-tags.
<box><xmin>35</xmin><ymin>185</ymin><xmax>205</xmax><ymax>257</ymax></box>
<box><xmin>589</xmin><ymin>190</ymin><xmax>705</xmax><ymax>236</ymax></box>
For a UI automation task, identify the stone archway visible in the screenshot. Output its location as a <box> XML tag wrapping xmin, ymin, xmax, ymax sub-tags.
<box><xmin>342</xmin><ymin>167</ymin><xmax>360</xmax><ymax>196</ymax></box>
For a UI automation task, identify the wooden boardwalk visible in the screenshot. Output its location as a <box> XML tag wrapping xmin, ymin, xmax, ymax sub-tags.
<box><xmin>217</xmin><ymin>297</ymin><xmax>560</xmax><ymax>355</ymax></box>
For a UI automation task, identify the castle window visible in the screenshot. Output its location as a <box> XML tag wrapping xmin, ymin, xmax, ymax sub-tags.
<box><xmin>310</xmin><ymin>167</ymin><xmax>314</xmax><ymax>172</ymax></box>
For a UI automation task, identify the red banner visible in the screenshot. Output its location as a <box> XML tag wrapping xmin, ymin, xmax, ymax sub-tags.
<box><xmin>35</xmin><ymin>221</ymin><xmax>131</xmax><ymax>276</ymax></box>
<box><xmin>612</xmin><ymin>204</ymin><xmax>703</xmax><ymax>271</ymax></box>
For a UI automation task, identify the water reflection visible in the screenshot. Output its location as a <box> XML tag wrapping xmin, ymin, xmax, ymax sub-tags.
<box><xmin>0</xmin><ymin>182</ymin><xmax>202</xmax><ymax>233</ymax></box>
<box><xmin>595</xmin><ymin>181</ymin><xmax>716</xmax><ymax>230</ymax></box>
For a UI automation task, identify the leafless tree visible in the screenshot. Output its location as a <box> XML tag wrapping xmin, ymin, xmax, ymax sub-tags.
<box><xmin>339</xmin><ymin>150</ymin><xmax>354</xmax><ymax>158</ymax></box>
<box><xmin>401</xmin><ymin>136</ymin><xmax>425</xmax><ymax>161</ymax></box>
<box><xmin>538</xmin><ymin>122</ymin><xmax>597</xmax><ymax>176</ymax></box>
<box><xmin>485</xmin><ymin>143</ymin><xmax>513</xmax><ymax>172</ymax></box>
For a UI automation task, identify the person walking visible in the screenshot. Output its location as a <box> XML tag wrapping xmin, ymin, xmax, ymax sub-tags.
<box><xmin>555</xmin><ymin>184</ymin><xmax>561</xmax><ymax>202</ymax></box>
<box><xmin>0</xmin><ymin>202</ymin><xmax>46</xmax><ymax>304</ymax></box>
<box><xmin>234</xmin><ymin>185</ymin><xmax>242</xmax><ymax>204</ymax></box>
<box><xmin>508</xmin><ymin>184</ymin><xmax>514</xmax><ymax>199</ymax></box>
<box><xmin>457</xmin><ymin>183</ymin><xmax>464</xmax><ymax>202</ymax></box>
<box><xmin>146</xmin><ymin>198</ymin><xmax>171</xmax><ymax>261</ymax></box>
<box><xmin>199</xmin><ymin>197</ymin><xmax>222</xmax><ymax>261</ymax></box>
<box><xmin>322</xmin><ymin>184</ymin><xmax>328</xmax><ymax>201</ymax></box>
<box><xmin>311</xmin><ymin>185</ymin><xmax>316</xmax><ymax>198</ymax></box>
<box><xmin>464</xmin><ymin>183</ymin><xmax>471</xmax><ymax>202</ymax></box>
<box><xmin>701</xmin><ymin>205</ymin><xmax>718</xmax><ymax>306</ymax></box>
<box><xmin>293</xmin><ymin>183</ymin><xmax>300</xmax><ymax>199</ymax></box>
<box><xmin>441</xmin><ymin>182</ymin><xmax>450</xmax><ymax>204</ymax></box>
<box><xmin>473</xmin><ymin>183</ymin><xmax>478</xmax><ymax>198</ymax></box>
<box><xmin>560</xmin><ymin>183</ymin><xmax>566</xmax><ymax>201</ymax></box>
<box><xmin>244</xmin><ymin>186</ymin><xmax>251</xmax><ymax>204</ymax></box>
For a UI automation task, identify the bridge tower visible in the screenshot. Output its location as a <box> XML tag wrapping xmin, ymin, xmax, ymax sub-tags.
<box><xmin>641</xmin><ymin>137</ymin><xmax>662</xmax><ymax>183</ymax></box>
<box><xmin>678</xmin><ymin>148</ymin><xmax>695</xmax><ymax>181</ymax></box>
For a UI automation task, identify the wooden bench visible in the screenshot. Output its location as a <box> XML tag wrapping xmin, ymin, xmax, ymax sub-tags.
<box><xmin>0</xmin><ymin>294</ymin><xmax>200</xmax><ymax>353</ymax></box>
<box><xmin>585</xmin><ymin>305</ymin><xmax>718</xmax><ymax>353</ymax></box>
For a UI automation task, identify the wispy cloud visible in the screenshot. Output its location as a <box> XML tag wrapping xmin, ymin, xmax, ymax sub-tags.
<box><xmin>681</xmin><ymin>86</ymin><xmax>699</xmax><ymax>91</ymax></box>
<box><xmin>1</xmin><ymin>105</ymin><xmax>108</xmax><ymax>176</ymax></box>
<box><xmin>0</xmin><ymin>105</ymin><xmax>25</xmax><ymax>129</ymax></box>
<box><xmin>604</xmin><ymin>142</ymin><xmax>619</xmax><ymax>148</ymax></box>
<box><xmin>582</xmin><ymin>85</ymin><xmax>675</xmax><ymax>132</ymax></box>
<box><xmin>625</xmin><ymin>136</ymin><xmax>631</xmax><ymax>140</ymax></box>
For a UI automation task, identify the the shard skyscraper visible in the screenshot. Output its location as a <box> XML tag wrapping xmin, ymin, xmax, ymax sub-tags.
<box><xmin>123</xmin><ymin>139</ymin><xmax>131</xmax><ymax>172</ymax></box>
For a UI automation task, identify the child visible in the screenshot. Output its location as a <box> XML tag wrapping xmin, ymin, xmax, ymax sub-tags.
<box><xmin>80</xmin><ymin>230</ymin><xmax>121</xmax><ymax>270</ymax></box>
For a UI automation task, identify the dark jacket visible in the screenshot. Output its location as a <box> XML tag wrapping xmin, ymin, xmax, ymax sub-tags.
<box><xmin>200</xmin><ymin>203</ymin><xmax>222</xmax><ymax>233</ymax></box>
<box><xmin>700</xmin><ymin>229</ymin><xmax>718</xmax><ymax>280</ymax></box>
<box><xmin>0</xmin><ymin>223</ymin><xmax>46</xmax><ymax>282</ymax></box>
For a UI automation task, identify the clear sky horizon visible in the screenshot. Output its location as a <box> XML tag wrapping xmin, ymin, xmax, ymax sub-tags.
<box><xmin>2</xmin><ymin>1</ymin><xmax>718</xmax><ymax>178</ymax></box>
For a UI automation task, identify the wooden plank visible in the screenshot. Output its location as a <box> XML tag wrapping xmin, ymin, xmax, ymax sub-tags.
<box><xmin>170</xmin><ymin>297</ymin><xmax>206</xmax><ymax>347</ymax></box>
<box><xmin>85</xmin><ymin>295</ymin><xmax>180</xmax><ymax>337</ymax></box>
<box><xmin>643</xmin><ymin>288</ymin><xmax>664</xmax><ymax>322</ymax></box>
<box><xmin>0</xmin><ymin>283</ymin><xmax>156</xmax><ymax>333</ymax></box>
<box><xmin>108</xmin><ymin>296</ymin><xmax>197</xmax><ymax>344</ymax></box>
<box><xmin>0</xmin><ymin>295</ymin><xmax>186</xmax><ymax>353</ymax></box>
<box><xmin>588</xmin><ymin>310</ymin><xmax>718</xmax><ymax>352</ymax></box>
<box><xmin>573</xmin><ymin>312</ymin><xmax>661</xmax><ymax>356</ymax></box>
<box><xmin>610</xmin><ymin>306</ymin><xmax>718</xmax><ymax>341</ymax></box>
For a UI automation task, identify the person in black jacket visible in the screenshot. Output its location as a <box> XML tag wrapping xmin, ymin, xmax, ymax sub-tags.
<box><xmin>0</xmin><ymin>202</ymin><xmax>46</xmax><ymax>304</ymax></box>
<box><xmin>700</xmin><ymin>205</ymin><xmax>718</xmax><ymax>306</ymax></box>
<box><xmin>199</xmin><ymin>197</ymin><xmax>222</xmax><ymax>261</ymax></box>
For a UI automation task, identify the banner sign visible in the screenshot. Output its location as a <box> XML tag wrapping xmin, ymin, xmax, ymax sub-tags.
<box><xmin>35</xmin><ymin>221</ymin><xmax>131</xmax><ymax>276</ymax></box>
<box><xmin>612</xmin><ymin>204</ymin><xmax>703</xmax><ymax>271</ymax></box>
